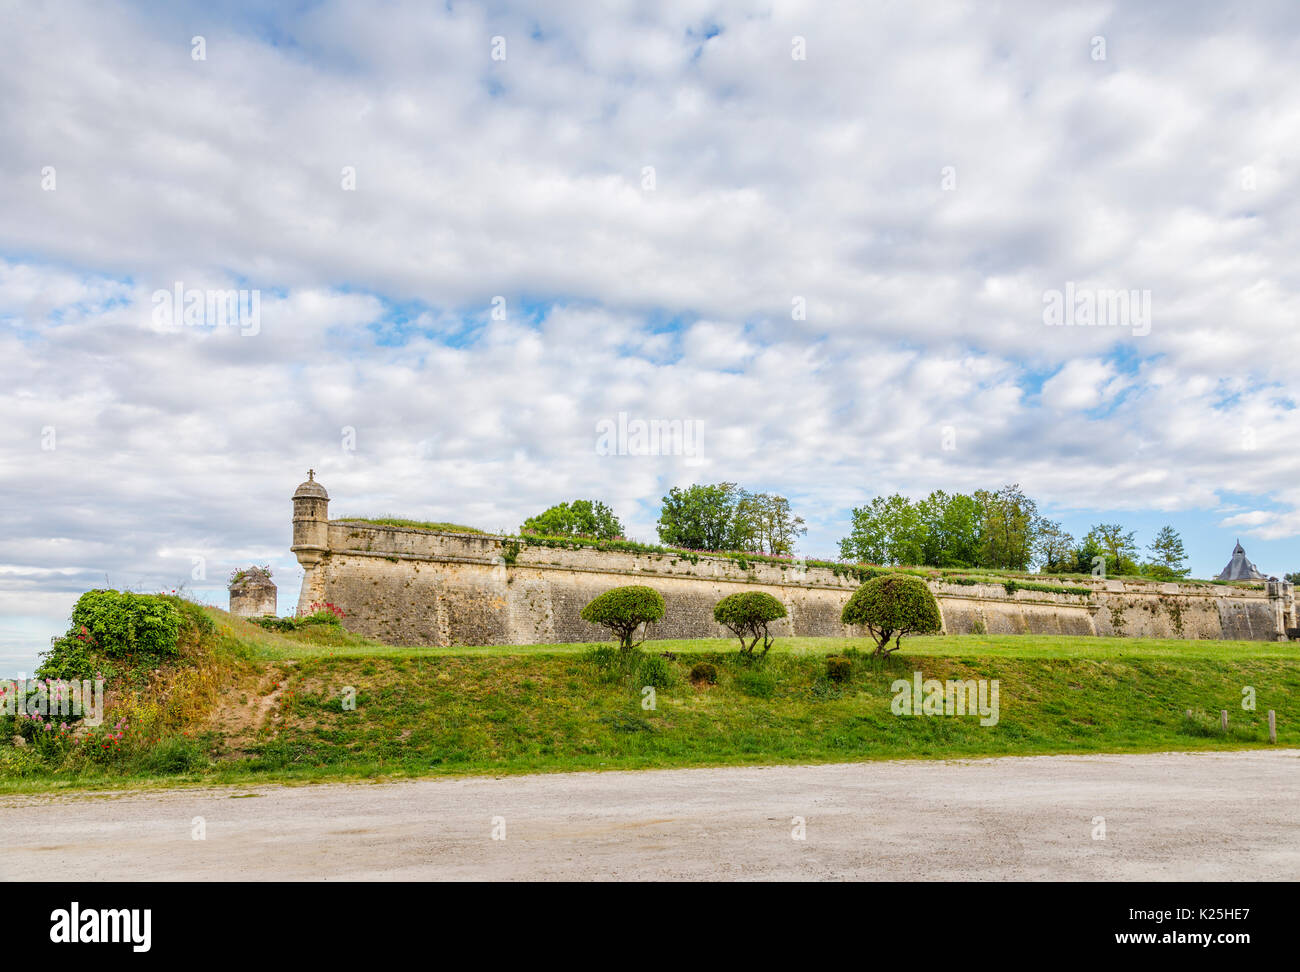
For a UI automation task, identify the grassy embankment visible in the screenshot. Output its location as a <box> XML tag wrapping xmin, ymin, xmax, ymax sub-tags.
<box><xmin>2</xmin><ymin>603</ymin><xmax>1297</xmax><ymax>794</ymax></box>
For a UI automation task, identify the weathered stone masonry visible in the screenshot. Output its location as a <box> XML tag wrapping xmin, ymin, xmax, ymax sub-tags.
<box><xmin>228</xmin><ymin>570</ymin><xmax>276</xmax><ymax>618</ymax></box>
<box><xmin>290</xmin><ymin>476</ymin><xmax>1297</xmax><ymax>646</ymax></box>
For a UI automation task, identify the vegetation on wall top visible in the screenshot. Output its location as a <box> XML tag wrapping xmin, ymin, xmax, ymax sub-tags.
<box><xmin>507</xmin><ymin>530</ymin><xmax>889</xmax><ymax>583</ymax></box>
<box><xmin>228</xmin><ymin>565</ymin><xmax>273</xmax><ymax>588</ymax></box>
<box><xmin>339</xmin><ymin>484</ymin><xmax>1237</xmax><ymax>588</ymax></box>
<box><xmin>839</xmin><ymin>484</ymin><xmax>1195</xmax><ymax>581</ymax></box>
<box><xmin>325</xmin><ymin>517</ymin><xmax>1234</xmax><ymax>591</ymax></box>
<box><xmin>335</xmin><ymin>517</ymin><xmax>486</xmax><ymax>535</ymax></box>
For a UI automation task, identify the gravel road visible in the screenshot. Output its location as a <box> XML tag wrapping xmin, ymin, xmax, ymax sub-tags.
<box><xmin>4</xmin><ymin>750</ymin><xmax>1298</xmax><ymax>881</ymax></box>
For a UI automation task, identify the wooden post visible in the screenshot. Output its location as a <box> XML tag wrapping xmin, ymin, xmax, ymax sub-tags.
<box><xmin>1220</xmin><ymin>710</ymin><xmax>1229</xmax><ymax>732</ymax></box>
<box><xmin>1268</xmin><ymin>710</ymin><xmax>1277</xmax><ymax>744</ymax></box>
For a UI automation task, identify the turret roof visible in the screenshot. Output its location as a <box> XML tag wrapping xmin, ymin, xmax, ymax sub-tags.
<box><xmin>293</xmin><ymin>469</ymin><xmax>329</xmax><ymax>500</ymax></box>
<box><xmin>1217</xmin><ymin>539</ymin><xmax>1265</xmax><ymax>581</ymax></box>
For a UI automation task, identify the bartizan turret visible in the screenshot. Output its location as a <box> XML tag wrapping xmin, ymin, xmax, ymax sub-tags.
<box><xmin>291</xmin><ymin>470</ymin><xmax>330</xmax><ymax>613</ymax></box>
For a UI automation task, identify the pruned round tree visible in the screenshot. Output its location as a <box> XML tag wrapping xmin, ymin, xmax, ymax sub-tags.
<box><xmin>841</xmin><ymin>573</ymin><xmax>942</xmax><ymax>656</ymax></box>
<box><xmin>713</xmin><ymin>591</ymin><xmax>787</xmax><ymax>655</ymax></box>
<box><xmin>580</xmin><ymin>585</ymin><xmax>666</xmax><ymax>650</ymax></box>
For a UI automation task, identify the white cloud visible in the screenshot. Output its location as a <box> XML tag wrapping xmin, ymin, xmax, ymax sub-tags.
<box><xmin>2</xmin><ymin>0</ymin><xmax>1299</xmax><ymax>668</ymax></box>
<box><xmin>1041</xmin><ymin>359</ymin><xmax>1119</xmax><ymax>412</ymax></box>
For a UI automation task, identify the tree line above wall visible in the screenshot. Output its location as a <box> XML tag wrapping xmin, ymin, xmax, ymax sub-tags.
<box><xmin>522</xmin><ymin>485</ymin><xmax>807</xmax><ymax>557</ymax></box>
<box><xmin>838</xmin><ymin>486</ymin><xmax>1190</xmax><ymax>580</ymax></box>
<box><xmin>521</xmin><ymin>482</ymin><xmax>1196</xmax><ymax>579</ymax></box>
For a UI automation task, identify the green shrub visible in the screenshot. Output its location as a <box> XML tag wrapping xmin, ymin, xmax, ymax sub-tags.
<box><xmin>580</xmin><ymin>586</ymin><xmax>666</xmax><ymax>649</ymax></box>
<box><xmin>712</xmin><ymin>591</ymin><xmax>788</xmax><ymax>655</ymax></box>
<box><xmin>826</xmin><ymin>655</ymin><xmax>852</xmax><ymax>682</ymax></box>
<box><xmin>637</xmin><ymin>655</ymin><xmax>674</xmax><ymax>689</ymax></box>
<box><xmin>251</xmin><ymin>615</ymin><xmax>297</xmax><ymax>632</ymax></box>
<box><xmin>71</xmin><ymin>590</ymin><xmax>181</xmax><ymax>657</ymax></box>
<box><xmin>16</xmin><ymin>716</ymin><xmax>77</xmax><ymax>761</ymax></box>
<box><xmin>689</xmin><ymin>662</ymin><xmax>718</xmax><ymax>685</ymax></box>
<box><xmin>37</xmin><ymin>590</ymin><xmax>183</xmax><ymax>680</ymax></box>
<box><xmin>298</xmin><ymin>610</ymin><xmax>343</xmax><ymax>627</ymax></box>
<box><xmin>841</xmin><ymin>573</ymin><xmax>942</xmax><ymax>656</ymax></box>
<box><xmin>141</xmin><ymin>737</ymin><xmax>206</xmax><ymax>774</ymax></box>
<box><xmin>582</xmin><ymin>645</ymin><xmax>621</xmax><ymax>671</ymax></box>
<box><xmin>34</xmin><ymin>633</ymin><xmax>99</xmax><ymax>681</ymax></box>
<box><xmin>582</xmin><ymin>644</ymin><xmax>647</xmax><ymax>685</ymax></box>
<box><xmin>0</xmin><ymin>747</ymin><xmax>46</xmax><ymax>777</ymax></box>
<box><xmin>250</xmin><ymin>611</ymin><xmax>341</xmax><ymax>633</ymax></box>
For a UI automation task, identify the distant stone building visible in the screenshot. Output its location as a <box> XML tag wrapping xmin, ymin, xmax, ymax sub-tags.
<box><xmin>229</xmin><ymin>566</ymin><xmax>277</xmax><ymax>617</ymax></box>
<box><xmin>1216</xmin><ymin>540</ymin><xmax>1267</xmax><ymax>581</ymax></box>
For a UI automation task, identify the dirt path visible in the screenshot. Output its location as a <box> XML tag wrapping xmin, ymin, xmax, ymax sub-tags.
<box><xmin>3</xmin><ymin>750</ymin><xmax>1298</xmax><ymax>881</ymax></box>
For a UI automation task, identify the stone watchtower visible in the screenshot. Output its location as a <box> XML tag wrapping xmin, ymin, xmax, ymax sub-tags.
<box><xmin>229</xmin><ymin>568</ymin><xmax>276</xmax><ymax>618</ymax></box>
<box><xmin>1266</xmin><ymin>576</ymin><xmax>1297</xmax><ymax>641</ymax></box>
<box><xmin>291</xmin><ymin>470</ymin><xmax>330</xmax><ymax>614</ymax></box>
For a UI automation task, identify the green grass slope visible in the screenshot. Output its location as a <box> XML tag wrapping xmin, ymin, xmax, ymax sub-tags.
<box><xmin>1</xmin><ymin>606</ymin><xmax>1296</xmax><ymax>793</ymax></box>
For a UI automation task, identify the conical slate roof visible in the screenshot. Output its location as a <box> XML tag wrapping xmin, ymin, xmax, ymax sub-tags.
<box><xmin>1216</xmin><ymin>540</ymin><xmax>1266</xmax><ymax>581</ymax></box>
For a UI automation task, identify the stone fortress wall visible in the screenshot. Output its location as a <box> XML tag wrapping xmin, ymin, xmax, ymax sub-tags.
<box><xmin>289</xmin><ymin>476</ymin><xmax>1297</xmax><ymax>647</ymax></box>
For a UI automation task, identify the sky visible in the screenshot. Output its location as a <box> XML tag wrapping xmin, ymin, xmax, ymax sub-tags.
<box><xmin>1</xmin><ymin>0</ymin><xmax>1298</xmax><ymax>675</ymax></box>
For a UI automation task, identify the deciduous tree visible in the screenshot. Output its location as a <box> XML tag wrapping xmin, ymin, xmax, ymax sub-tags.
<box><xmin>1085</xmin><ymin>523</ymin><xmax>1140</xmax><ymax>576</ymax></box>
<box><xmin>656</xmin><ymin>483</ymin><xmax>742</xmax><ymax>550</ymax></box>
<box><xmin>735</xmin><ymin>492</ymin><xmax>807</xmax><ymax>555</ymax></box>
<box><xmin>522</xmin><ymin>500</ymin><xmax>623</xmax><ymax>540</ymax></box>
<box><xmin>713</xmin><ymin>591</ymin><xmax>788</xmax><ymax>655</ymax></box>
<box><xmin>579</xmin><ymin>586</ymin><xmax>665</xmax><ymax>649</ymax></box>
<box><xmin>840</xmin><ymin>573</ymin><xmax>942</xmax><ymax>656</ymax></box>
<box><xmin>1144</xmin><ymin>525</ymin><xmax>1189</xmax><ymax>580</ymax></box>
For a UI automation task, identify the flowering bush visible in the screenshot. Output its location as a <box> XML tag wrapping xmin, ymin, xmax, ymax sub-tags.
<box><xmin>305</xmin><ymin>601</ymin><xmax>346</xmax><ymax>620</ymax></box>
